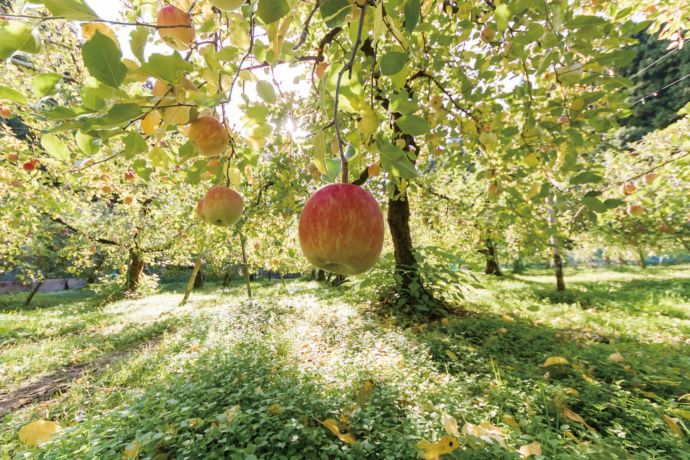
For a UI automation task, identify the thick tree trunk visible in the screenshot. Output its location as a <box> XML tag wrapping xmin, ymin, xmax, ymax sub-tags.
<box><xmin>546</xmin><ymin>195</ymin><xmax>566</xmax><ymax>292</ymax></box>
<box><xmin>240</xmin><ymin>234</ymin><xmax>252</xmax><ymax>298</ymax></box>
<box><xmin>180</xmin><ymin>256</ymin><xmax>203</xmax><ymax>306</ymax></box>
<box><xmin>387</xmin><ymin>191</ymin><xmax>422</xmax><ymax>293</ymax></box>
<box><xmin>24</xmin><ymin>281</ymin><xmax>43</xmax><ymax>307</ymax></box>
<box><xmin>484</xmin><ymin>239</ymin><xmax>503</xmax><ymax>276</ymax></box>
<box><xmin>316</xmin><ymin>269</ymin><xmax>326</xmax><ymax>282</ymax></box>
<box><xmin>125</xmin><ymin>250</ymin><xmax>145</xmax><ymax>292</ymax></box>
<box><xmin>194</xmin><ymin>267</ymin><xmax>205</xmax><ymax>288</ymax></box>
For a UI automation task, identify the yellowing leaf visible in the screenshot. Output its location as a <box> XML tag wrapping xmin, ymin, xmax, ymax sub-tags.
<box><xmin>446</xmin><ymin>350</ymin><xmax>459</xmax><ymax>362</ymax></box>
<box><xmin>123</xmin><ymin>440</ymin><xmax>142</xmax><ymax>459</ymax></box>
<box><xmin>81</xmin><ymin>23</ymin><xmax>120</xmax><ymax>48</ymax></box>
<box><xmin>502</xmin><ymin>414</ymin><xmax>520</xmax><ymax>429</ymax></box>
<box><xmin>663</xmin><ymin>414</ymin><xmax>686</xmax><ymax>438</ymax></box>
<box><xmin>562</xmin><ymin>387</ymin><xmax>580</xmax><ymax>397</ymax></box>
<box><xmin>268</xmin><ymin>403</ymin><xmax>284</xmax><ymax>415</ymax></box>
<box><xmin>224</xmin><ymin>404</ymin><xmax>241</xmax><ymax>422</ymax></box>
<box><xmin>442</xmin><ymin>413</ymin><xmax>460</xmax><ymax>437</ymax></box>
<box><xmin>671</xmin><ymin>408</ymin><xmax>690</xmax><ymax>420</ymax></box>
<box><xmin>463</xmin><ymin>421</ymin><xmax>505</xmax><ymax>446</ymax></box>
<box><xmin>322</xmin><ymin>418</ymin><xmax>356</xmax><ymax>445</ymax></box>
<box><xmin>18</xmin><ymin>420</ymin><xmax>61</xmax><ymax>446</ymax></box>
<box><xmin>188</xmin><ymin>417</ymin><xmax>203</xmax><ymax>428</ymax></box>
<box><xmin>417</xmin><ymin>435</ymin><xmax>460</xmax><ymax>460</ymax></box>
<box><xmin>519</xmin><ymin>441</ymin><xmax>542</xmax><ymax>458</ymax></box>
<box><xmin>562</xmin><ymin>407</ymin><xmax>596</xmax><ymax>431</ymax></box>
<box><xmin>608</xmin><ymin>352</ymin><xmax>625</xmax><ymax>363</ymax></box>
<box><xmin>544</xmin><ymin>356</ymin><xmax>569</xmax><ymax>367</ymax></box>
<box><xmin>141</xmin><ymin>110</ymin><xmax>161</xmax><ymax>136</ymax></box>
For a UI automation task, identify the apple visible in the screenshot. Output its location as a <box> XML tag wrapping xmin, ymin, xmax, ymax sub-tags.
<box><xmin>196</xmin><ymin>186</ymin><xmax>244</xmax><ymax>227</ymax></box>
<box><xmin>125</xmin><ymin>170</ymin><xmax>136</xmax><ymax>180</ymax></box>
<box><xmin>368</xmin><ymin>163</ymin><xmax>381</xmax><ymax>177</ymax></box>
<box><xmin>157</xmin><ymin>6</ymin><xmax>195</xmax><ymax>51</ymax></box>
<box><xmin>124</xmin><ymin>195</ymin><xmax>134</xmax><ymax>205</ymax></box>
<box><xmin>524</xmin><ymin>152</ymin><xmax>540</xmax><ymax>167</ymax></box>
<box><xmin>102</xmin><ymin>185</ymin><xmax>113</xmax><ymax>194</ymax></box>
<box><xmin>627</xmin><ymin>204</ymin><xmax>645</xmax><ymax>217</ymax></box>
<box><xmin>620</xmin><ymin>182</ymin><xmax>636</xmax><ymax>195</ymax></box>
<box><xmin>210</xmin><ymin>0</ymin><xmax>245</xmax><ymax>11</ymax></box>
<box><xmin>23</xmin><ymin>160</ymin><xmax>38</xmax><ymax>171</ymax></box>
<box><xmin>0</xmin><ymin>106</ymin><xmax>11</xmax><ymax>118</ymax></box>
<box><xmin>298</xmin><ymin>183</ymin><xmax>384</xmax><ymax>276</ymax></box>
<box><xmin>152</xmin><ymin>76</ymin><xmax>196</xmax><ymax>97</ymax></box>
<box><xmin>658</xmin><ymin>223</ymin><xmax>672</xmax><ymax>233</ymax></box>
<box><xmin>487</xmin><ymin>182</ymin><xmax>502</xmax><ymax>198</ymax></box>
<box><xmin>207</xmin><ymin>159</ymin><xmax>220</xmax><ymax>168</ymax></box>
<box><xmin>7</xmin><ymin>153</ymin><xmax>18</xmax><ymax>162</ymax></box>
<box><xmin>188</xmin><ymin>116</ymin><xmax>229</xmax><ymax>156</ymax></box>
<box><xmin>315</xmin><ymin>62</ymin><xmax>328</xmax><ymax>79</ymax></box>
<box><xmin>481</xmin><ymin>26</ymin><xmax>496</xmax><ymax>43</ymax></box>
<box><xmin>643</xmin><ymin>173</ymin><xmax>657</xmax><ymax>185</ymax></box>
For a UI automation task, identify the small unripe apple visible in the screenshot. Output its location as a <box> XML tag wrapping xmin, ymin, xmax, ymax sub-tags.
<box><xmin>299</xmin><ymin>183</ymin><xmax>384</xmax><ymax>276</ymax></box>
<box><xmin>524</xmin><ymin>153</ymin><xmax>540</xmax><ymax>167</ymax></box>
<box><xmin>102</xmin><ymin>185</ymin><xmax>113</xmax><ymax>194</ymax></box>
<box><xmin>124</xmin><ymin>195</ymin><xmax>134</xmax><ymax>205</ymax></box>
<box><xmin>627</xmin><ymin>204</ymin><xmax>645</xmax><ymax>217</ymax></box>
<box><xmin>157</xmin><ymin>6</ymin><xmax>195</xmax><ymax>51</ymax></box>
<box><xmin>188</xmin><ymin>116</ymin><xmax>229</xmax><ymax>156</ymax></box>
<box><xmin>196</xmin><ymin>186</ymin><xmax>244</xmax><ymax>227</ymax></box>
<box><xmin>10</xmin><ymin>179</ymin><xmax>21</xmax><ymax>188</ymax></box>
<box><xmin>23</xmin><ymin>160</ymin><xmax>38</xmax><ymax>171</ymax></box>
<box><xmin>7</xmin><ymin>153</ymin><xmax>18</xmax><ymax>162</ymax></box>
<box><xmin>643</xmin><ymin>173</ymin><xmax>657</xmax><ymax>185</ymax></box>
<box><xmin>620</xmin><ymin>182</ymin><xmax>636</xmax><ymax>196</ymax></box>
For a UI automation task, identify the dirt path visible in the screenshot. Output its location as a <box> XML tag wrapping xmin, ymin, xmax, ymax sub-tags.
<box><xmin>0</xmin><ymin>345</ymin><xmax>148</xmax><ymax>416</ymax></box>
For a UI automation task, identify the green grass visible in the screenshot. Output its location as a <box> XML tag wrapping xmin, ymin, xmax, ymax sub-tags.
<box><xmin>1</xmin><ymin>267</ymin><xmax>689</xmax><ymax>459</ymax></box>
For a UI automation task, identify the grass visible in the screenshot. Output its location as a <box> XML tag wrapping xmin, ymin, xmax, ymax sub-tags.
<box><xmin>1</xmin><ymin>266</ymin><xmax>689</xmax><ymax>459</ymax></box>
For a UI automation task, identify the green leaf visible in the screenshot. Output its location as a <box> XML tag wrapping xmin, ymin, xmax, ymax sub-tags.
<box><xmin>582</xmin><ymin>196</ymin><xmax>607</xmax><ymax>213</ymax></box>
<box><xmin>395</xmin><ymin>115</ymin><xmax>430</xmax><ymax>136</ymax></box>
<box><xmin>140</xmin><ymin>53</ymin><xmax>194</xmax><ymax>84</ymax></box>
<box><xmin>82</xmin><ymin>32</ymin><xmax>127</xmax><ymax>88</ymax></box>
<box><xmin>319</xmin><ymin>0</ymin><xmax>350</xmax><ymax>28</ymax></box>
<box><xmin>122</xmin><ymin>132</ymin><xmax>147</xmax><ymax>159</ymax></box>
<box><xmin>129</xmin><ymin>27</ymin><xmax>149</xmax><ymax>64</ymax></box>
<box><xmin>256</xmin><ymin>80</ymin><xmax>277</xmax><ymax>103</ymax></box>
<box><xmin>495</xmin><ymin>4</ymin><xmax>511</xmax><ymax>32</ymax></box>
<box><xmin>91</xmin><ymin>104</ymin><xmax>143</xmax><ymax>129</ymax></box>
<box><xmin>40</xmin><ymin>134</ymin><xmax>70</xmax><ymax>161</ymax></box>
<box><xmin>257</xmin><ymin>0</ymin><xmax>290</xmax><ymax>24</ymax></box>
<box><xmin>380</xmin><ymin>52</ymin><xmax>409</xmax><ymax>76</ymax></box>
<box><xmin>42</xmin><ymin>0</ymin><xmax>99</xmax><ymax>20</ymax></box>
<box><xmin>75</xmin><ymin>131</ymin><xmax>99</xmax><ymax>155</ymax></box>
<box><xmin>0</xmin><ymin>85</ymin><xmax>28</xmax><ymax>104</ymax></box>
<box><xmin>603</xmin><ymin>198</ymin><xmax>625</xmax><ymax>209</ymax></box>
<box><xmin>595</xmin><ymin>48</ymin><xmax>637</xmax><ymax>67</ymax></box>
<box><xmin>404</xmin><ymin>0</ymin><xmax>420</xmax><ymax>33</ymax></box>
<box><xmin>246</xmin><ymin>104</ymin><xmax>269</xmax><ymax>122</ymax></box>
<box><xmin>0</xmin><ymin>22</ymin><xmax>41</xmax><ymax>59</ymax></box>
<box><xmin>570</xmin><ymin>172</ymin><xmax>603</xmax><ymax>185</ymax></box>
<box><xmin>32</xmin><ymin>73</ymin><xmax>62</xmax><ymax>97</ymax></box>
<box><xmin>377</xmin><ymin>138</ymin><xmax>418</xmax><ymax>179</ymax></box>
<box><xmin>132</xmin><ymin>159</ymin><xmax>153</xmax><ymax>181</ymax></box>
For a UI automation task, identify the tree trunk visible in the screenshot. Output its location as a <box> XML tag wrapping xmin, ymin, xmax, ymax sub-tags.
<box><xmin>387</xmin><ymin>191</ymin><xmax>422</xmax><ymax>294</ymax></box>
<box><xmin>240</xmin><ymin>234</ymin><xmax>252</xmax><ymax>298</ymax></box>
<box><xmin>125</xmin><ymin>250</ymin><xmax>145</xmax><ymax>292</ymax></box>
<box><xmin>180</xmin><ymin>256</ymin><xmax>203</xmax><ymax>306</ymax></box>
<box><xmin>637</xmin><ymin>247</ymin><xmax>646</xmax><ymax>269</ymax></box>
<box><xmin>222</xmin><ymin>270</ymin><xmax>232</xmax><ymax>291</ymax></box>
<box><xmin>512</xmin><ymin>257</ymin><xmax>525</xmax><ymax>274</ymax></box>
<box><xmin>484</xmin><ymin>239</ymin><xmax>503</xmax><ymax>276</ymax></box>
<box><xmin>23</xmin><ymin>281</ymin><xmax>43</xmax><ymax>307</ymax></box>
<box><xmin>193</xmin><ymin>266</ymin><xmax>205</xmax><ymax>288</ymax></box>
<box><xmin>316</xmin><ymin>269</ymin><xmax>326</xmax><ymax>282</ymax></box>
<box><xmin>87</xmin><ymin>254</ymin><xmax>105</xmax><ymax>284</ymax></box>
<box><xmin>546</xmin><ymin>195</ymin><xmax>566</xmax><ymax>292</ymax></box>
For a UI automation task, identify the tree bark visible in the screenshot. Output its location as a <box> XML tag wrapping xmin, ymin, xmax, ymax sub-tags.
<box><xmin>180</xmin><ymin>256</ymin><xmax>203</xmax><ymax>306</ymax></box>
<box><xmin>546</xmin><ymin>195</ymin><xmax>566</xmax><ymax>292</ymax></box>
<box><xmin>240</xmin><ymin>234</ymin><xmax>252</xmax><ymax>298</ymax></box>
<box><xmin>637</xmin><ymin>247</ymin><xmax>646</xmax><ymax>269</ymax></box>
<box><xmin>193</xmin><ymin>266</ymin><xmax>205</xmax><ymax>288</ymax></box>
<box><xmin>387</xmin><ymin>191</ymin><xmax>422</xmax><ymax>293</ymax></box>
<box><xmin>24</xmin><ymin>281</ymin><xmax>43</xmax><ymax>307</ymax></box>
<box><xmin>483</xmin><ymin>239</ymin><xmax>503</xmax><ymax>276</ymax></box>
<box><xmin>512</xmin><ymin>257</ymin><xmax>525</xmax><ymax>274</ymax></box>
<box><xmin>316</xmin><ymin>269</ymin><xmax>326</xmax><ymax>282</ymax></box>
<box><xmin>125</xmin><ymin>250</ymin><xmax>145</xmax><ymax>292</ymax></box>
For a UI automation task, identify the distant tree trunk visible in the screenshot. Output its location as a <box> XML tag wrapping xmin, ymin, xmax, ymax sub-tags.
<box><xmin>512</xmin><ymin>257</ymin><xmax>525</xmax><ymax>274</ymax></box>
<box><xmin>87</xmin><ymin>254</ymin><xmax>105</xmax><ymax>284</ymax></box>
<box><xmin>194</xmin><ymin>266</ymin><xmax>205</xmax><ymax>288</ymax></box>
<box><xmin>180</xmin><ymin>256</ymin><xmax>203</xmax><ymax>306</ymax></box>
<box><xmin>240</xmin><ymin>234</ymin><xmax>252</xmax><ymax>298</ymax></box>
<box><xmin>125</xmin><ymin>249</ymin><xmax>145</xmax><ymax>292</ymax></box>
<box><xmin>316</xmin><ymin>269</ymin><xmax>326</xmax><ymax>282</ymax></box>
<box><xmin>637</xmin><ymin>247</ymin><xmax>646</xmax><ymax>269</ymax></box>
<box><xmin>280</xmin><ymin>273</ymin><xmax>287</xmax><ymax>290</ymax></box>
<box><xmin>222</xmin><ymin>269</ymin><xmax>232</xmax><ymax>290</ymax></box>
<box><xmin>484</xmin><ymin>239</ymin><xmax>503</xmax><ymax>276</ymax></box>
<box><xmin>24</xmin><ymin>281</ymin><xmax>43</xmax><ymax>307</ymax></box>
<box><xmin>387</xmin><ymin>191</ymin><xmax>422</xmax><ymax>293</ymax></box>
<box><xmin>546</xmin><ymin>195</ymin><xmax>565</xmax><ymax>292</ymax></box>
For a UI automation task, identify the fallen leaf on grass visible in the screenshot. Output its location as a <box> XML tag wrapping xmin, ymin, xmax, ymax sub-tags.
<box><xmin>502</xmin><ymin>414</ymin><xmax>520</xmax><ymax>429</ymax></box>
<box><xmin>562</xmin><ymin>407</ymin><xmax>596</xmax><ymax>431</ymax></box>
<box><xmin>268</xmin><ymin>403</ymin><xmax>284</xmax><ymax>415</ymax></box>
<box><xmin>18</xmin><ymin>420</ymin><xmax>61</xmax><ymax>446</ymax></box>
<box><xmin>442</xmin><ymin>413</ymin><xmax>460</xmax><ymax>437</ymax></box>
<box><xmin>417</xmin><ymin>435</ymin><xmax>461</xmax><ymax>460</ymax></box>
<box><xmin>544</xmin><ymin>356</ymin><xmax>569</xmax><ymax>367</ymax></box>
<box><xmin>519</xmin><ymin>441</ymin><xmax>542</xmax><ymax>458</ymax></box>
<box><xmin>122</xmin><ymin>440</ymin><xmax>142</xmax><ymax>459</ymax></box>
<box><xmin>663</xmin><ymin>414</ymin><xmax>686</xmax><ymax>438</ymax></box>
<box><xmin>223</xmin><ymin>404</ymin><xmax>241</xmax><ymax>422</ymax></box>
<box><xmin>671</xmin><ymin>408</ymin><xmax>690</xmax><ymax>420</ymax></box>
<box><xmin>322</xmin><ymin>418</ymin><xmax>356</xmax><ymax>445</ymax></box>
<box><xmin>463</xmin><ymin>421</ymin><xmax>505</xmax><ymax>446</ymax></box>
<box><xmin>608</xmin><ymin>352</ymin><xmax>625</xmax><ymax>363</ymax></box>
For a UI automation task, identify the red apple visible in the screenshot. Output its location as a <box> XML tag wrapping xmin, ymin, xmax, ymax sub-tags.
<box><xmin>627</xmin><ymin>204</ymin><xmax>645</xmax><ymax>217</ymax></box>
<box><xmin>125</xmin><ymin>170</ymin><xmax>136</xmax><ymax>181</ymax></box>
<box><xmin>0</xmin><ymin>106</ymin><xmax>10</xmax><ymax>118</ymax></box>
<box><xmin>188</xmin><ymin>116</ymin><xmax>229</xmax><ymax>156</ymax></box>
<box><xmin>23</xmin><ymin>160</ymin><xmax>38</xmax><ymax>171</ymax></box>
<box><xmin>643</xmin><ymin>173</ymin><xmax>657</xmax><ymax>185</ymax></box>
<box><xmin>620</xmin><ymin>182</ymin><xmax>636</xmax><ymax>195</ymax></box>
<box><xmin>157</xmin><ymin>6</ymin><xmax>195</xmax><ymax>51</ymax></box>
<box><xmin>298</xmin><ymin>183</ymin><xmax>384</xmax><ymax>276</ymax></box>
<box><xmin>7</xmin><ymin>153</ymin><xmax>18</xmax><ymax>162</ymax></box>
<box><xmin>196</xmin><ymin>186</ymin><xmax>244</xmax><ymax>227</ymax></box>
